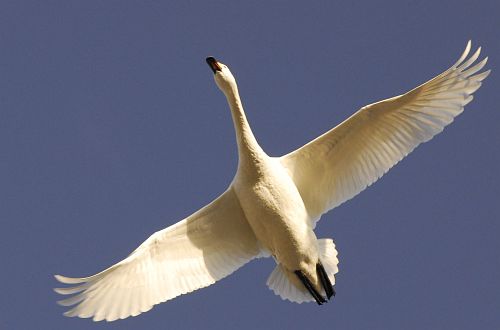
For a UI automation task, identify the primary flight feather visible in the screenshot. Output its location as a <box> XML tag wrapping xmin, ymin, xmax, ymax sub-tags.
<box><xmin>55</xmin><ymin>41</ymin><xmax>489</xmax><ymax>321</ymax></box>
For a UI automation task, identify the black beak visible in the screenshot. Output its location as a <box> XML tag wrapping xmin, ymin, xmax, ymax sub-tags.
<box><xmin>206</xmin><ymin>57</ymin><xmax>222</xmax><ymax>74</ymax></box>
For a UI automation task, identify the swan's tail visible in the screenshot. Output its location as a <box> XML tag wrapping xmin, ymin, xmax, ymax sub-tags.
<box><xmin>266</xmin><ymin>238</ymin><xmax>339</xmax><ymax>304</ymax></box>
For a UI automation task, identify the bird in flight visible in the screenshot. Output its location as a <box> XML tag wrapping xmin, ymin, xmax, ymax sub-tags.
<box><xmin>55</xmin><ymin>41</ymin><xmax>489</xmax><ymax>321</ymax></box>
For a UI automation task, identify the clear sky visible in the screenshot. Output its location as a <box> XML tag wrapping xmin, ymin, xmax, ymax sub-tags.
<box><xmin>1</xmin><ymin>1</ymin><xmax>499</xmax><ymax>329</ymax></box>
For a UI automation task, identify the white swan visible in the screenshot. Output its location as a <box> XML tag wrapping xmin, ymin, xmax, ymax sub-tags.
<box><xmin>55</xmin><ymin>41</ymin><xmax>489</xmax><ymax>321</ymax></box>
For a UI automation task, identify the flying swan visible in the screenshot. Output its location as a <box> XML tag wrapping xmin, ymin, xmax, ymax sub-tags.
<box><xmin>55</xmin><ymin>41</ymin><xmax>490</xmax><ymax>321</ymax></box>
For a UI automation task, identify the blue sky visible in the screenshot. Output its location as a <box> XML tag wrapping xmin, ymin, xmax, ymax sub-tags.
<box><xmin>1</xmin><ymin>1</ymin><xmax>499</xmax><ymax>329</ymax></box>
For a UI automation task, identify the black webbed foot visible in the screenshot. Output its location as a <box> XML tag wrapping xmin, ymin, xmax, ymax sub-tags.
<box><xmin>316</xmin><ymin>262</ymin><xmax>335</xmax><ymax>300</ymax></box>
<box><xmin>294</xmin><ymin>270</ymin><xmax>326</xmax><ymax>305</ymax></box>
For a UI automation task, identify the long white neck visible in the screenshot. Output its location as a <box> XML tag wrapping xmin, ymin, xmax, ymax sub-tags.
<box><xmin>223</xmin><ymin>84</ymin><xmax>265</xmax><ymax>168</ymax></box>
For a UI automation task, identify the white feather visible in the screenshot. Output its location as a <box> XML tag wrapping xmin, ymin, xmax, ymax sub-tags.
<box><xmin>280</xmin><ymin>41</ymin><xmax>490</xmax><ymax>224</ymax></box>
<box><xmin>55</xmin><ymin>188</ymin><xmax>261</xmax><ymax>321</ymax></box>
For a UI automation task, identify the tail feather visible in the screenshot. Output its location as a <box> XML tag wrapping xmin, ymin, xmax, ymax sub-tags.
<box><xmin>266</xmin><ymin>238</ymin><xmax>339</xmax><ymax>303</ymax></box>
<box><xmin>317</xmin><ymin>238</ymin><xmax>339</xmax><ymax>285</ymax></box>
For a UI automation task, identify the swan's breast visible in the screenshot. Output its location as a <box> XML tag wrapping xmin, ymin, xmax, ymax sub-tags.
<box><xmin>233</xmin><ymin>158</ymin><xmax>318</xmax><ymax>268</ymax></box>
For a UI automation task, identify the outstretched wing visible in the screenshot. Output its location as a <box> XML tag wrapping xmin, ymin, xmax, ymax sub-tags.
<box><xmin>280</xmin><ymin>41</ymin><xmax>490</xmax><ymax>224</ymax></box>
<box><xmin>55</xmin><ymin>188</ymin><xmax>261</xmax><ymax>321</ymax></box>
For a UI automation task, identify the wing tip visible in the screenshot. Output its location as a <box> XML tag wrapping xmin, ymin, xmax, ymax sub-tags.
<box><xmin>54</xmin><ymin>274</ymin><xmax>85</xmax><ymax>284</ymax></box>
<box><xmin>53</xmin><ymin>287</ymin><xmax>71</xmax><ymax>295</ymax></box>
<box><xmin>456</xmin><ymin>40</ymin><xmax>472</xmax><ymax>66</ymax></box>
<box><xmin>481</xmin><ymin>68</ymin><xmax>491</xmax><ymax>80</ymax></box>
<box><xmin>454</xmin><ymin>40</ymin><xmax>485</xmax><ymax>68</ymax></box>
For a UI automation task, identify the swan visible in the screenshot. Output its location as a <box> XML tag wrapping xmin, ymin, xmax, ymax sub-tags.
<box><xmin>55</xmin><ymin>41</ymin><xmax>490</xmax><ymax>321</ymax></box>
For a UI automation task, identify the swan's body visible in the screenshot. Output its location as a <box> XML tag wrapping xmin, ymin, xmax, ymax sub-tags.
<box><xmin>234</xmin><ymin>156</ymin><xmax>321</xmax><ymax>289</ymax></box>
<box><xmin>55</xmin><ymin>42</ymin><xmax>490</xmax><ymax>321</ymax></box>
<box><xmin>216</xmin><ymin>64</ymin><xmax>324</xmax><ymax>292</ymax></box>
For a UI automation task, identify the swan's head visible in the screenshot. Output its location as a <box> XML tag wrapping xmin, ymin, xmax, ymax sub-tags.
<box><xmin>206</xmin><ymin>57</ymin><xmax>237</xmax><ymax>94</ymax></box>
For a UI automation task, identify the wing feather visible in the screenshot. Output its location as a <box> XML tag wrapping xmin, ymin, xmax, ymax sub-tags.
<box><xmin>55</xmin><ymin>188</ymin><xmax>260</xmax><ymax>321</ymax></box>
<box><xmin>280</xmin><ymin>41</ymin><xmax>490</xmax><ymax>223</ymax></box>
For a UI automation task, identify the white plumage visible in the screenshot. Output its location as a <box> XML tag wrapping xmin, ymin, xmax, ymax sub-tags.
<box><xmin>55</xmin><ymin>41</ymin><xmax>489</xmax><ymax>321</ymax></box>
<box><xmin>280</xmin><ymin>41</ymin><xmax>489</xmax><ymax>223</ymax></box>
<box><xmin>56</xmin><ymin>189</ymin><xmax>261</xmax><ymax>321</ymax></box>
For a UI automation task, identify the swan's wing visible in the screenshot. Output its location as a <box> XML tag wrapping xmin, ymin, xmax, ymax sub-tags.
<box><xmin>54</xmin><ymin>188</ymin><xmax>261</xmax><ymax>321</ymax></box>
<box><xmin>280</xmin><ymin>41</ymin><xmax>490</xmax><ymax>224</ymax></box>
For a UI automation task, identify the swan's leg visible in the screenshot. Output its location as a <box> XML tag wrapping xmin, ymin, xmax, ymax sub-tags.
<box><xmin>294</xmin><ymin>270</ymin><xmax>326</xmax><ymax>305</ymax></box>
<box><xmin>316</xmin><ymin>262</ymin><xmax>335</xmax><ymax>300</ymax></box>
